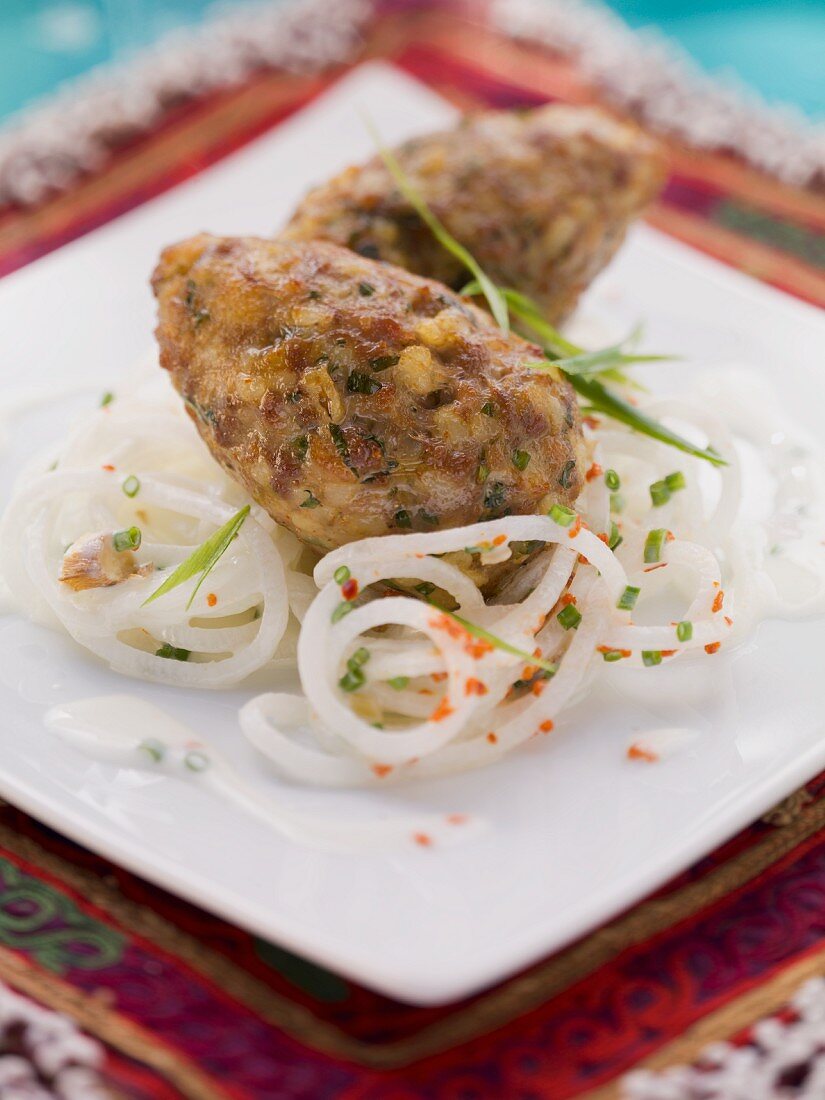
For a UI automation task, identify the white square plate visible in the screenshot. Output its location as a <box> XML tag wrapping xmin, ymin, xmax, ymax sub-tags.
<box><xmin>0</xmin><ymin>62</ymin><xmax>823</xmax><ymax>1005</ymax></box>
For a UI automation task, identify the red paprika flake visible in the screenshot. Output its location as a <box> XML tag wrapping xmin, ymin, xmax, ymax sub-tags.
<box><xmin>371</xmin><ymin>764</ymin><xmax>393</xmax><ymax>778</ymax></box>
<box><xmin>413</xmin><ymin>832</ymin><xmax>433</xmax><ymax>847</ymax></box>
<box><xmin>712</xmin><ymin>589</ymin><xmax>725</xmax><ymax>613</ymax></box>
<box><xmin>705</xmin><ymin>641</ymin><xmax>721</xmax><ymax>655</ymax></box>
<box><xmin>464</xmin><ymin>677</ymin><xmax>488</xmax><ymax>696</ymax></box>
<box><xmin>341</xmin><ymin>578</ymin><xmax>359</xmax><ymax>601</ymax></box>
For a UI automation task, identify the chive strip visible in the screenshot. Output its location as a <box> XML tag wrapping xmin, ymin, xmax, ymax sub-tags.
<box><xmin>122</xmin><ymin>475</ymin><xmax>140</xmax><ymax>498</ymax></box>
<box><xmin>642</xmin><ymin>650</ymin><xmax>663</xmax><ymax>667</ymax></box>
<box><xmin>601</xmin><ymin>649</ymin><xmax>627</xmax><ymax>662</ymax></box>
<box><xmin>676</xmin><ymin>620</ymin><xmax>693</xmax><ymax>642</ymax></box>
<box><xmin>665</xmin><ymin>471</ymin><xmax>686</xmax><ymax>492</ymax></box>
<box><xmin>334</xmin><ymin>565</ymin><xmax>351</xmax><ymax>585</ymax></box>
<box><xmin>617</xmin><ymin>585</ymin><xmax>640</xmax><ymax>611</ymax></box>
<box><xmin>113</xmin><ymin>527</ymin><xmax>141</xmax><ymax>552</ymax></box>
<box><xmin>557</xmin><ymin>604</ymin><xmax>582</xmax><ymax>630</ymax></box>
<box><xmin>441</xmin><ymin>610</ymin><xmax>558</xmax><ymax>678</ymax></box>
<box><xmin>569</xmin><ymin>376</ymin><xmax>725</xmax><ymax>468</ymax></box>
<box><xmin>387</xmin><ymin>676</ymin><xmax>409</xmax><ymax>690</ymax></box>
<box><xmin>650</xmin><ymin>480</ymin><xmax>671</xmax><ymax>507</ymax></box>
<box><xmin>550</xmin><ymin>503</ymin><xmax>576</xmax><ymax>527</ymax></box>
<box><xmin>644</xmin><ymin>529</ymin><xmax>668</xmax><ymax>563</ymax></box>
<box><xmin>605</xmin><ymin>469</ymin><xmax>621</xmax><ymax>491</ymax></box>
<box><xmin>367</xmin><ymin>121</ymin><xmax>510</xmax><ymax>331</ymax></box>
<box><xmin>142</xmin><ymin>505</ymin><xmax>249</xmax><ymax>610</ymax></box>
<box><xmin>155</xmin><ymin>643</ymin><xmax>190</xmax><ymax>662</ymax></box>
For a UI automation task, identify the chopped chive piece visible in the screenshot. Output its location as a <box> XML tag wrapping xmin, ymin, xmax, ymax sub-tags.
<box><xmin>113</xmin><ymin>526</ymin><xmax>141</xmax><ymax>552</ymax></box>
<box><xmin>388</xmin><ymin>676</ymin><xmax>409</xmax><ymax>690</ymax></box>
<box><xmin>347</xmin><ymin>371</ymin><xmax>382</xmax><ymax>395</ymax></box>
<box><xmin>644</xmin><ymin>528</ymin><xmax>668</xmax><ymax>563</ymax></box>
<box><xmin>665</xmin><ymin>471</ymin><xmax>686</xmax><ymax>492</ymax></box>
<box><xmin>642</xmin><ymin>650</ymin><xmax>662</xmax><ymax>667</ymax></box>
<box><xmin>394</xmin><ymin>509</ymin><xmax>412</xmax><ymax>528</ymax></box>
<box><xmin>139</xmin><ymin>738</ymin><xmax>165</xmax><ymax>761</ymax></box>
<box><xmin>476</xmin><ymin>461</ymin><xmax>489</xmax><ymax>484</ymax></box>
<box><xmin>650</xmin><ymin>480</ymin><xmax>671</xmax><ymax>507</ymax></box>
<box><xmin>300</xmin><ymin>490</ymin><xmax>321</xmax><ymax>508</ymax></box>
<box><xmin>415</xmin><ymin>582</ymin><xmax>436</xmax><ymax>596</ymax></box>
<box><xmin>122</xmin><ymin>475</ymin><xmax>140</xmax><ymax>498</ymax></box>
<box><xmin>358</xmin><ymin>282</ymin><xmax>375</xmax><ymax>297</ymax></box>
<box><xmin>617</xmin><ymin>585</ymin><xmax>640</xmax><ymax>611</ymax></box>
<box><xmin>331</xmin><ymin>601</ymin><xmax>353</xmax><ymax>623</ymax></box>
<box><xmin>347</xmin><ymin>647</ymin><xmax>370</xmax><ymax>671</ymax></box>
<box><xmin>604</xmin><ymin>469</ymin><xmax>621</xmax><ymax>491</ymax></box>
<box><xmin>558</xmin><ymin>459</ymin><xmax>576</xmax><ymax>488</ymax></box>
<box><xmin>676</xmin><ymin>620</ymin><xmax>693</xmax><ymax>642</ymax></box>
<box><xmin>512</xmin><ymin>449</ymin><xmax>531</xmax><ymax>471</ymax></box>
<box><xmin>481</xmin><ymin>401</ymin><xmax>496</xmax><ymax>416</ymax></box>
<box><xmin>334</xmin><ymin>565</ymin><xmax>351</xmax><ymax>585</ymax></box>
<box><xmin>608</xmin><ymin>521</ymin><xmax>623</xmax><ymax>550</ymax></box>
<box><xmin>100</xmin><ymin>391</ymin><xmax>114</xmax><ymax>407</ymax></box>
<box><xmin>369</xmin><ymin>354</ymin><xmax>399</xmax><ymax>371</ymax></box>
<box><xmin>601</xmin><ymin>649</ymin><xmax>626</xmax><ymax>663</ymax></box>
<box><xmin>419</xmin><ymin>509</ymin><xmax>439</xmax><ymax>526</ymax></box>
<box><xmin>339</xmin><ymin>668</ymin><xmax>365</xmax><ymax>692</ymax></box>
<box><xmin>155</xmin><ymin>643</ymin><xmax>190</xmax><ymax>662</ymax></box>
<box><xmin>549</xmin><ymin>503</ymin><xmax>576</xmax><ymax>527</ymax></box>
<box><xmin>557</xmin><ymin>604</ymin><xmax>582</xmax><ymax>630</ymax></box>
<box><xmin>184</xmin><ymin>750</ymin><xmax>209</xmax><ymax>771</ymax></box>
<box><xmin>610</xmin><ymin>492</ymin><xmax>625</xmax><ymax>514</ymax></box>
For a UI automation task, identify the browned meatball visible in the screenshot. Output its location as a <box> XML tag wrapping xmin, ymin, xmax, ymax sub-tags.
<box><xmin>152</xmin><ymin>235</ymin><xmax>586</xmax><ymax>553</ymax></box>
<box><xmin>283</xmin><ymin>105</ymin><xmax>666</xmax><ymax>325</ymax></box>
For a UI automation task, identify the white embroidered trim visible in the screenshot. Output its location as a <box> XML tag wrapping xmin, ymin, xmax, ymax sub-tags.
<box><xmin>490</xmin><ymin>0</ymin><xmax>825</xmax><ymax>190</ymax></box>
<box><xmin>623</xmin><ymin>977</ymin><xmax>825</xmax><ymax>1099</ymax></box>
<box><xmin>0</xmin><ymin>0</ymin><xmax>373</xmax><ymax>206</ymax></box>
<box><xmin>0</xmin><ymin>981</ymin><xmax>107</xmax><ymax>1098</ymax></box>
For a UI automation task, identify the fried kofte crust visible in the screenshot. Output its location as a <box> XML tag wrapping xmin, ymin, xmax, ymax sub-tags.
<box><xmin>283</xmin><ymin>105</ymin><xmax>666</xmax><ymax>325</ymax></box>
<box><xmin>152</xmin><ymin>235</ymin><xmax>587</xmax><ymax>553</ymax></box>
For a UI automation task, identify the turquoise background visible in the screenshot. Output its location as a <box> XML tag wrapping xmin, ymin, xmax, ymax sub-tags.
<box><xmin>0</xmin><ymin>0</ymin><xmax>822</xmax><ymax>123</ymax></box>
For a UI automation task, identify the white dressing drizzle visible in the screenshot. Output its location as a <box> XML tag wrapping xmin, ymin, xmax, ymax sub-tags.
<box><xmin>45</xmin><ymin>695</ymin><xmax>484</xmax><ymax>853</ymax></box>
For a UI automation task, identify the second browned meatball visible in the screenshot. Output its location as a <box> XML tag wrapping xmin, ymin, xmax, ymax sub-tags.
<box><xmin>152</xmin><ymin>235</ymin><xmax>586</xmax><ymax>552</ymax></box>
<box><xmin>283</xmin><ymin>105</ymin><xmax>665</xmax><ymax>325</ymax></box>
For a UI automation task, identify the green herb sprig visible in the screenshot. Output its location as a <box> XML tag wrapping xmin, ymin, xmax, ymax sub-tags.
<box><xmin>365</xmin><ymin>127</ymin><xmax>724</xmax><ymax>468</ymax></box>
<box><xmin>367</xmin><ymin>119</ymin><xmax>510</xmax><ymax>332</ymax></box>
<box><xmin>142</xmin><ymin>505</ymin><xmax>250</xmax><ymax>611</ymax></box>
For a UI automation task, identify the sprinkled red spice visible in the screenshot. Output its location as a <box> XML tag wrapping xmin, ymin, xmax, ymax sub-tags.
<box><xmin>431</xmin><ymin>672</ymin><xmax>448</xmax><ymax>683</ymax></box>
<box><xmin>628</xmin><ymin>743</ymin><xmax>658</xmax><ymax>762</ymax></box>
<box><xmin>101</xmin><ymin>464</ymin><xmax>115</xmax><ymax>472</ymax></box>
<box><xmin>465</xmin><ymin>677</ymin><xmax>488</xmax><ymax>696</ymax></box>
<box><xmin>539</xmin><ymin>720</ymin><xmax>554</xmax><ymax>733</ymax></box>
<box><xmin>560</xmin><ymin>593</ymin><xmax>577</xmax><ymax>606</ymax></box>
<box><xmin>582</xmin><ymin>415</ymin><xmax>600</xmax><ymax>430</ymax></box>
<box><xmin>661</xmin><ymin>649</ymin><xmax>676</xmax><ymax>657</ymax></box>
<box><xmin>597</xmin><ymin>532</ymin><xmax>609</xmax><ymax>545</ymax></box>
<box><xmin>531</xmin><ymin>680</ymin><xmax>546</xmax><ymax>697</ymax></box>
<box><xmin>568</xmin><ymin>515</ymin><xmax>582</xmax><ymax>538</ymax></box>
<box><xmin>446</xmin><ymin>813</ymin><xmax>467</xmax><ymax>825</ymax></box>
<box><xmin>585</xmin><ymin>462</ymin><xmax>603</xmax><ymax>482</ymax></box>
<box><xmin>206</xmin><ymin>593</ymin><xmax>217</xmax><ymax>608</ymax></box>
<box><xmin>492</xmin><ymin>534</ymin><xmax>507</xmax><ymax>547</ymax></box>
<box><xmin>666</xmin><ymin>531</ymin><xmax>675</xmax><ymax>541</ymax></box>
<box><xmin>705</xmin><ymin>642</ymin><xmax>721</xmax><ymax>655</ymax></box>
<box><xmin>712</xmin><ymin>589</ymin><xmax>725</xmax><ymax>613</ymax></box>
<box><xmin>486</xmin><ymin>732</ymin><xmax>498</xmax><ymax>744</ymax></box>
<box><xmin>371</xmin><ymin>764</ymin><xmax>393</xmax><ymax>778</ymax></box>
<box><xmin>725</xmin><ymin>616</ymin><xmax>733</xmax><ymax>626</ymax></box>
<box><xmin>341</xmin><ymin>578</ymin><xmax>359</xmax><ymax>601</ymax></box>
<box><xmin>430</xmin><ymin>697</ymin><xmax>454</xmax><ymax>722</ymax></box>
<box><xmin>413</xmin><ymin>833</ymin><xmax>433</xmax><ymax>847</ymax></box>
